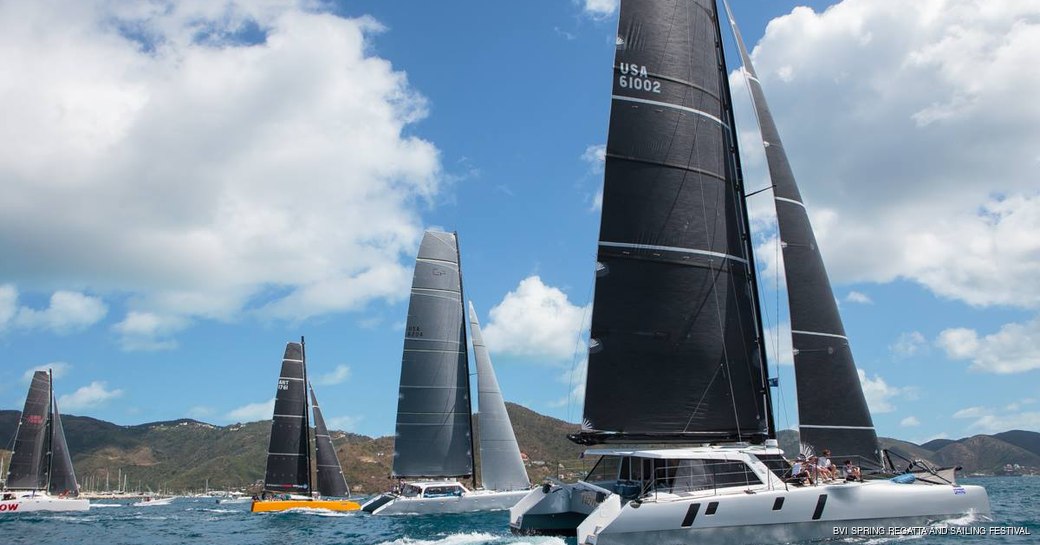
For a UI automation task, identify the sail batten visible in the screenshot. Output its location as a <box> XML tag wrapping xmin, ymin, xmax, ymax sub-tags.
<box><xmin>721</xmin><ymin>0</ymin><xmax>882</xmax><ymax>468</ymax></box>
<box><xmin>576</xmin><ymin>0</ymin><xmax>771</xmax><ymax>445</ymax></box>
<box><xmin>392</xmin><ymin>231</ymin><xmax>473</xmax><ymax>479</ymax></box>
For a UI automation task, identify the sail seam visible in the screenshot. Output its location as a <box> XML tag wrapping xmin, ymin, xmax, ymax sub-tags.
<box><xmin>416</xmin><ymin>257</ymin><xmax>458</xmax><ymax>266</ymax></box>
<box><xmin>774</xmin><ymin>196</ymin><xmax>805</xmax><ymax>208</ymax></box>
<box><xmin>605</xmin><ymin>152</ymin><xmax>726</xmax><ymax>181</ymax></box>
<box><xmin>791</xmin><ymin>329</ymin><xmax>848</xmax><ymax>340</ymax></box>
<box><xmin>800</xmin><ymin>424</ymin><xmax>876</xmax><ymax>430</ymax></box>
<box><xmin>611</xmin><ymin>95</ymin><xmax>729</xmax><ymax>129</ymax></box>
<box><xmin>599</xmin><ymin>241</ymin><xmax>748</xmax><ymax>264</ymax></box>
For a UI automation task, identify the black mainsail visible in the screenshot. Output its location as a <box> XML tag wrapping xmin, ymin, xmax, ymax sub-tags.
<box><xmin>5</xmin><ymin>370</ymin><xmax>79</xmax><ymax>495</ymax></box>
<box><xmin>311</xmin><ymin>385</ymin><xmax>350</xmax><ymax>497</ymax></box>
<box><xmin>721</xmin><ymin>0</ymin><xmax>882</xmax><ymax>469</ymax></box>
<box><xmin>6</xmin><ymin>371</ymin><xmax>53</xmax><ymax>490</ymax></box>
<box><xmin>575</xmin><ymin>0</ymin><xmax>772</xmax><ymax>445</ymax></box>
<box><xmin>262</xmin><ymin>342</ymin><xmax>312</xmax><ymax>494</ymax></box>
<box><xmin>392</xmin><ymin>231</ymin><xmax>474</xmax><ymax>478</ymax></box>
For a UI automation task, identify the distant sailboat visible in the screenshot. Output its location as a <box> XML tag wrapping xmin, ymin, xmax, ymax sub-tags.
<box><xmin>510</xmin><ymin>0</ymin><xmax>989</xmax><ymax>541</ymax></box>
<box><xmin>362</xmin><ymin>231</ymin><xmax>531</xmax><ymax>515</ymax></box>
<box><xmin>251</xmin><ymin>339</ymin><xmax>361</xmax><ymax>513</ymax></box>
<box><xmin>1</xmin><ymin>370</ymin><xmax>90</xmax><ymax>513</ymax></box>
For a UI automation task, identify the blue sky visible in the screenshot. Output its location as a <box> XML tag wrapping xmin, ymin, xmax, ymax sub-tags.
<box><xmin>1</xmin><ymin>0</ymin><xmax>1038</xmax><ymax>447</ymax></box>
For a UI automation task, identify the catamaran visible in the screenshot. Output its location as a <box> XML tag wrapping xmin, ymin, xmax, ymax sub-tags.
<box><xmin>509</xmin><ymin>0</ymin><xmax>989</xmax><ymax>542</ymax></box>
<box><xmin>1</xmin><ymin>370</ymin><xmax>90</xmax><ymax>514</ymax></box>
<box><xmin>251</xmin><ymin>340</ymin><xmax>361</xmax><ymax>513</ymax></box>
<box><xmin>362</xmin><ymin>231</ymin><xmax>531</xmax><ymax>515</ymax></box>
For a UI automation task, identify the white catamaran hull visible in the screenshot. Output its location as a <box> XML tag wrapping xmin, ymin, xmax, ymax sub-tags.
<box><xmin>363</xmin><ymin>488</ymin><xmax>529</xmax><ymax>515</ymax></box>
<box><xmin>0</xmin><ymin>493</ymin><xmax>90</xmax><ymax>514</ymax></box>
<box><xmin>511</xmin><ymin>480</ymin><xmax>990</xmax><ymax>544</ymax></box>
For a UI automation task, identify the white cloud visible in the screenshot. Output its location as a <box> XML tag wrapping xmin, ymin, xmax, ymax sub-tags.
<box><xmin>952</xmin><ymin>406</ymin><xmax>990</xmax><ymax>419</ymax></box>
<box><xmin>113</xmin><ymin>311</ymin><xmax>187</xmax><ymax>351</ymax></box>
<box><xmin>0</xmin><ymin>284</ymin><xmax>16</xmax><ymax>328</ymax></box>
<box><xmin>187</xmin><ymin>406</ymin><xmax>215</xmax><ymax>419</ymax></box>
<box><xmin>857</xmin><ymin>369</ymin><xmax>912</xmax><ymax>414</ymax></box>
<box><xmin>226</xmin><ymin>397</ymin><xmax>275</xmax><ymax>423</ymax></box>
<box><xmin>1005</xmin><ymin>398</ymin><xmax>1036</xmax><ymax>412</ymax></box>
<box><xmin>845</xmin><ymin>291</ymin><xmax>873</xmax><ymax>304</ymax></box>
<box><xmin>482</xmin><ymin>276</ymin><xmax>590</xmax><ymax>362</ymax></box>
<box><xmin>0</xmin><ymin>285</ymin><xmax>107</xmax><ymax>334</ymax></box>
<box><xmin>763</xmin><ymin>322</ymin><xmax>794</xmax><ymax>366</ymax></box>
<box><xmin>57</xmin><ymin>381</ymin><xmax>123</xmax><ymax>411</ymax></box>
<box><xmin>13</xmin><ymin>291</ymin><xmax>108</xmax><ymax>333</ymax></box>
<box><xmin>890</xmin><ymin>331</ymin><xmax>927</xmax><ymax>358</ymax></box>
<box><xmin>22</xmin><ymin>362</ymin><xmax>71</xmax><ymax>382</ymax></box>
<box><xmin>580</xmin><ymin>0</ymin><xmax>618</xmax><ymax>20</ymax></box>
<box><xmin>314</xmin><ymin>364</ymin><xmax>351</xmax><ymax>386</ymax></box>
<box><xmin>0</xmin><ymin>1</ymin><xmax>441</xmax><ymax>347</ymax></box>
<box><xmin>937</xmin><ymin>317</ymin><xmax>1040</xmax><ymax>373</ymax></box>
<box><xmin>967</xmin><ymin>412</ymin><xmax>1040</xmax><ymax>434</ymax></box>
<box><xmin>582</xmin><ymin>144</ymin><xmax>605</xmax><ymax>212</ymax></box>
<box><xmin>742</xmin><ymin>1</ymin><xmax>1040</xmax><ymax>308</ymax></box>
<box><xmin>581</xmin><ymin>144</ymin><xmax>605</xmax><ymax>171</ymax></box>
<box><xmin>900</xmin><ymin>416</ymin><xmax>920</xmax><ymax>427</ymax></box>
<box><xmin>951</xmin><ymin>403</ymin><xmax>1040</xmax><ymax>433</ymax></box>
<box><xmin>326</xmin><ymin>415</ymin><xmax>363</xmax><ymax>432</ymax></box>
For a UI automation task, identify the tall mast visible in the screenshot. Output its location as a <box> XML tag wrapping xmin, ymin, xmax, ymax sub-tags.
<box><xmin>45</xmin><ymin>369</ymin><xmax>55</xmax><ymax>492</ymax></box>
<box><xmin>301</xmin><ymin>336</ymin><xmax>314</xmax><ymax>496</ymax></box>
<box><xmin>456</xmin><ymin>231</ymin><xmax>478</xmax><ymax>489</ymax></box>
<box><xmin>712</xmin><ymin>0</ymin><xmax>775</xmax><ymax>440</ymax></box>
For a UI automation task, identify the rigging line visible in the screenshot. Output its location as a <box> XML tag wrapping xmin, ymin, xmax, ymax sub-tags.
<box><xmin>745</xmin><ymin>184</ymin><xmax>776</xmax><ymax>198</ymax></box>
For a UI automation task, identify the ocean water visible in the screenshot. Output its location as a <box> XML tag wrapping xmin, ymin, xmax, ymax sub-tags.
<box><xmin>2</xmin><ymin>478</ymin><xmax>1035</xmax><ymax>545</ymax></box>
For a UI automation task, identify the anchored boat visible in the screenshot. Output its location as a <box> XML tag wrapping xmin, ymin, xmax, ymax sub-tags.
<box><xmin>509</xmin><ymin>0</ymin><xmax>989</xmax><ymax>542</ymax></box>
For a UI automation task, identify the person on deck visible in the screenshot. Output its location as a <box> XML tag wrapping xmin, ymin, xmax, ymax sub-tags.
<box><xmin>788</xmin><ymin>455</ymin><xmax>814</xmax><ymax>485</ymax></box>
<box><xmin>817</xmin><ymin>449</ymin><xmax>836</xmax><ymax>480</ymax></box>
<box><xmin>843</xmin><ymin>460</ymin><xmax>862</xmax><ymax>482</ymax></box>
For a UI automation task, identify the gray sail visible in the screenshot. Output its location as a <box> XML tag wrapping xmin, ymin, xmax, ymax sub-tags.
<box><xmin>392</xmin><ymin>231</ymin><xmax>473</xmax><ymax>478</ymax></box>
<box><xmin>262</xmin><ymin>342</ymin><xmax>312</xmax><ymax>493</ymax></box>
<box><xmin>6</xmin><ymin>371</ymin><xmax>51</xmax><ymax>490</ymax></box>
<box><xmin>468</xmin><ymin>301</ymin><xmax>529</xmax><ymax>491</ymax></box>
<box><xmin>574</xmin><ymin>0</ymin><xmax>772</xmax><ymax>445</ymax></box>
<box><xmin>48</xmin><ymin>396</ymin><xmax>79</xmax><ymax>496</ymax></box>
<box><xmin>721</xmin><ymin>0</ymin><xmax>882</xmax><ymax>469</ymax></box>
<box><xmin>310</xmin><ymin>385</ymin><xmax>350</xmax><ymax>497</ymax></box>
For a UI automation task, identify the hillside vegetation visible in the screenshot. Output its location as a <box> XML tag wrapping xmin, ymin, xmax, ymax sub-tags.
<box><xmin>2</xmin><ymin>408</ymin><xmax>1036</xmax><ymax>493</ymax></box>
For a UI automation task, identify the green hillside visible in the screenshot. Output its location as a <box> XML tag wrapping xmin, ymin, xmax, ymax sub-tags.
<box><xmin>2</xmin><ymin>408</ymin><xmax>1037</xmax><ymax>494</ymax></box>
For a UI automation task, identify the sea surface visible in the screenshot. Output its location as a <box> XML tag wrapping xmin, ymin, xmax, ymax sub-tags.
<box><xmin>2</xmin><ymin>478</ymin><xmax>1035</xmax><ymax>545</ymax></box>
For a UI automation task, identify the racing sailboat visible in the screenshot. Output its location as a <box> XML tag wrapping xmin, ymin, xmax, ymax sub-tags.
<box><xmin>509</xmin><ymin>0</ymin><xmax>989</xmax><ymax>541</ymax></box>
<box><xmin>1</xmin><ymin>370</ymin><xmax>89</xmax><ymax>514</ymax></box>
<box><xmin>251</xmin><ymin>340</ymin><xmax>360</xmax><ymax>513</ymax></box>
<box><xmin>362</xmin><ymin>231</ymin><xmax>531</xmax><ymax>515</ymax></box>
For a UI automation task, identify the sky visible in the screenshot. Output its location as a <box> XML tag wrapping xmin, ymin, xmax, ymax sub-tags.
<box><xmin>1</xmin><ymin>0</ymin><xmax>1038</xmax><ymax>448</ymax></box>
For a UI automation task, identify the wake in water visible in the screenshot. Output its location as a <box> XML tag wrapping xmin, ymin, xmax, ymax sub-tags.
<box><xmin>375</xmin><ymin>532</ymin><xmax>567</xmax><ymax>545</ymax></box>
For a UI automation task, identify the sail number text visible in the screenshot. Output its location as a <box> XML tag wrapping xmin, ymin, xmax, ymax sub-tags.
<box><xmin>618</xmin><ymin>63</ymin><xmax>660</xmax><ymax>93</ymax></box>
<box><xmin>278</xmin><ymin>379</ymin><xmax>289</xmax><ymax>391</ymax></box>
